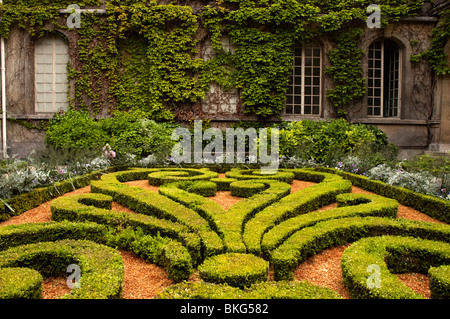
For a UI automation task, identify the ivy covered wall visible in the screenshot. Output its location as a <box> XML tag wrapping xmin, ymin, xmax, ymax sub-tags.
<box><xmin>0</xmin><ymin>0</ymin><xmax>448</xmax><ymax>124</ymax></box>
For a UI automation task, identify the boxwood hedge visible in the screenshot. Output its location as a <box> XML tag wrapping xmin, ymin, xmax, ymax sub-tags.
<box><xmin>198</xmin><ymin>253</ymin><xmax>269</xmax><ymax>288</ymax></box>
<box><xmin>341</xmin><ymin>235</ymin><xmax>450</xmax><ymax>299</ymax></box>
<box><xmin>0</xmin><ymin>267</ymin><xmax>43</xmax><ymax>299</ymax></box>
<box><xmin>0</xmin><ymin>239</ymin><xmax>124</xmax><ymax>299</ymax></box>
<box><xmin>244</xmin><ymin>170</ymin><xmax>352</xmax><ymax>255</ymax></box>
<box><xmin>270</xmin><ymin>216</ymin><xmax>450</xmax><ymax>281</ymax></box>
<box><xmin>158</xmin><ymin>280</ymin><xmax>342</xmax><ymax>299</ymax></box>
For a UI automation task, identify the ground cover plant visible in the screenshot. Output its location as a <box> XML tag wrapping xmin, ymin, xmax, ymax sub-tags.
<box><xmin>0</xmin><ymin>166</ymin><xmax>449</xmax><ymax>299</ymax></box>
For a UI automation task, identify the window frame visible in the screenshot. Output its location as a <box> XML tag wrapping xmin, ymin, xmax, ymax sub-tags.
<box><xmin>284</xmin><ymin>42</ymin><xmax>322</xmax><ymax>118</ymax></box>
<box><xmin>34</xmin><ymin>34</ymin><xmax>70</xmax><ymax>114</ymax></box>
<box><xmin>367</xmin><ymin>38</ymin><xmax>402</xmax><ymax>119</ymax></box>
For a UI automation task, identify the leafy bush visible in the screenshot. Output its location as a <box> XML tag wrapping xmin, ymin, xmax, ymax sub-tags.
<box><xmin>158</xmin><ymin>280</ymin><xmax>342</xmax><ymax>299</ymax></box>
<box><xmin>45</xmin><ymin>110</ymin><xmax>108</xmax><ymax>150</ymax></box>
<box><xmin>367</xmin><ymin>164</ymin><xmax>442</xmax><ymax>197</ymax></box>
<box><xmin>45</xmin><ymin>110</ymin><xmax>179</xmax><ymax>160</ymax></box>
<box><xmin>0</xmin><ymin>268</ymin><xmax>43</xmax><ymax>299</ymax></box>
<box><xmin>198</xmin><ymin>253</ymin><xmax>269</xmax><ymax>288</ymax></box>
<box><xmin>341</xmin><ymin>236</ymin><xmax>450</xmax><ymax>299</ymax></box>
<box><xmin>278</xmin><ymin>119</ymin><xmax>388</xmax><ymax>163</ymax></box>
<box><xmin>270</xmin><ymin>216</ymin><xmax>450</xmax><ymax>281</ymax></box>
<box><xmin>0</xmin><ymin>239</ymin><xmax>124</xmax><ymax>299</ymax></box>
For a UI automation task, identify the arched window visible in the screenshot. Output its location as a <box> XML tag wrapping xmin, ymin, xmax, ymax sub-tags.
<box><xmin>285</xmin><ymin>42</ymin><xmax>321</xmax><ymax>116</ymax></box>
<box><xmin>367</xmin><ymin>39</ymin><xmax>401</xmax><ymax>117</ymax></box>
<box><xmin>35</xmin><ymin>35</ymin><xmax>69</xmax><ymax>113</ymax></box>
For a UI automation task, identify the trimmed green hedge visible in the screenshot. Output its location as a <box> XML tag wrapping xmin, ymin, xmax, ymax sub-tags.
<box><xmin>341</xmin><ymin>235</ymin><xmax>450</xmax><ymax>299</ymax></box>
<box><xmin>0</xmin><ymin>220</ymin><xmax>108</xmax><ymax>251</ymax></box>
<box><xmin>158</xmin><ymin>280</ymin><xmax>342</xmax><ymax>299</ymax></box>
<box><xmin>160</xmin><ymin>177</ymin><xmax>291</xmax><ymax>254</ymax></box>
<box><xmin>210</xmin><ymin>178</ymin><xmax>238</xmax><ymax>191</ymax></box>
<box><xmin>147</xmin><ymin>168</ymin><xmax>219</xmax><ymax>186</ymax></box>
<box><xmin>261</xmin><ymin>193</ymin><xmax>398</xmax><ymax>254</ymax></box>
<box><xmin>129</xmin><ymin>234</ymin><xmax>193</xmax><ymax>282</ymax></box>
<box><xmin>230</xmin><ymin>180</ymin><xmax>267</xmax><ymax>198</ymax></box>
<box><xmin>243</xmin><ymin>169</ymin><xmax>352</xmax><ymax>255</ymax></box>
<box><xmin>225</xmin><ymin>169</ymin><xmax>295</xmax><ymax>184</ymax></box>
<box><xmin>90</xmin><ymin>169</ymin><xmax>224</xmax><ymax>258</ymax></box>
<box><xmin>270</xmin><ymin>216</ymin><xmax>450</xmax><ymax>281</ymax></box>
<box><xmin>198</xmin><ymin>253</ymin><xmax>269</xmax><ymax>288</ymax></box>
<box><xmin>316</xmin><ymin>167</ymin><xmax>450</xmax><ymax>224</ymax></box>
<box><xmin>0</xmin><ymin>267</ymin><xmax>43</xmax><ymax>299</ymax></box>
<box><xmin>429</xmin><ymin>265</ymin><xmax>450</xmax><ymax>299</ymax></box>
<box><xmin>0</xmin><ymin>239</ymin><xmax>124</xmax><ymax>299</ymax></box>
<box><xmin>50</xmin><ymin>193</ymin><xmax>202</xmax><ymax>265</ymax></box>
<box><xmin>0</xmin><ymin>169</ymin><xmax>110</xmax><ymax>222</ymax></box>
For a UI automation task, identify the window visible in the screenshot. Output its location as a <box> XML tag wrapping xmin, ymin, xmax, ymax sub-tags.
<box><xmin>285</xmin><ymin>43</ymin><xmax>321</xmax><ymax>116</ymax></box>
<box><xmin>35</xmin><ymin>35</ymin><xmax>69</xmax><ymax>113</ymax></box>
<box><xmin>367</xmin><ymin>39</ymin><xmax>401</xmax><ymax>117</ymax></box>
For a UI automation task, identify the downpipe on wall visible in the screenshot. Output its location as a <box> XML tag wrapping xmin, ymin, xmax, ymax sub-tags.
<box><xmin>0</xmin><ymin>0</ymin><xmax>7</xmax><ymax>159</ymax></box>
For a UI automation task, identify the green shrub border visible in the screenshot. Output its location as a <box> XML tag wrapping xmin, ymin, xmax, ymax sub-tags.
<box><xmin>315</xmin><ymin>167</ymin><xmax>450</xmax><ymax>224</ymax></box>
<box><xmin>158</xmin><ymin>280</ymin><xmax>342</xmax><ymax>299</ymax></box>
<box><xmin>270</xmin><ymin>216</ymin><xmax>450</xmax><ymax>281</ymax></box>
<box><xmin>0</xmin><ymin>239</ymin><xmax>124</xmax><ymax>299</ymax></box>
<box><xmin>0</xmin><ymin>167</ymin><xmax>124</xmax><ymax>222</ymax></box>
<box><xmin>90</xmin><ymin>169</ymin><xmax>224</xmax><ymax>259</ymax></box>
<box><xmin>50</xmin><ymin>193</ymin><xmax>202</xmax><ymax>268</ymax></box>
<box><xmin>0</xmin><ymin>220</ymin><xmax>108</xmax><ymax>251</ymax></box>
<box><xmin>198</xmin><ymin>253</ymin><xmax>269</xmax><ymax>288</ymax></box>
<box><xmin>0</xmin><ymin>267</ymin><xmax>43</xmax><ymax>299</ymax></box>
<box><xmin>341</xmin><ymin>235</ymin><xmax>450</xmax><ymax>299</ymax></box>
<box><xmin>243</xmin><ymin>169</ymin><xmax>352</xmax><ymax>255</ymax></box>
<box><xmin>260</xmin><ymin>193</ymin><xmax>399</xmax><ymax>254</ymax></box>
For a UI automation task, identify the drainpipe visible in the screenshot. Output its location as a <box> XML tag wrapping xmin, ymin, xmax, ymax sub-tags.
<box><xmin>0</xmin><ymin>0</ymin><xmax>6</xmax><ymax>159</ymax></box>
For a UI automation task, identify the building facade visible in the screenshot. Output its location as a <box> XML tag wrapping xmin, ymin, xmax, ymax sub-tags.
<box><xmin>0</xmin><ymin>1</ymin><xmax>449</xmax><ymax>159</ymax></box>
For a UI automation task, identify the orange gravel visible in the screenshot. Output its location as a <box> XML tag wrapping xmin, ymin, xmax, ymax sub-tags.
<box><xmin>0</xmin><ymin>177</ymin><xmax>447</xmax><ymax>299</ymax></box>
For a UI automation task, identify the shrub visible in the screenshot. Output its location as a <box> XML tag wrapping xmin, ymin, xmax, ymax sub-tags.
<box><xmin>260</xmin><ymin>193</ymin><xmax>398</xmax><ymax>254</ymax></box>
<box><xmin>130</xmin><ymin>233</ymin><xmax>193</xmax><ymax>282</ymax></box>
<box><xmin>45</xmin><ymin>110</ymin><xmax>180</xmax><ymax>160</ymax></box>
<box><xmin>0</xmin><ymin>221</ymin><xmax>108</xmax><ymax>251</ymax></box>
<box><xmin>90</xmin><ymin>170</ymin><xmax>224</xmax><ymax>258</ymax></box>
<box><xmin>278</xmin><ymin>119</ymin><xmax>385</xmax><ymax>163</ymax></box>
<box><xmin>50</xmin><ymin>192</ymin><xmax>202</xmax><ymax>264</ymax></box>
<box><xmin>341</xmin><ymin>236</ymin><xmax>450</xmax><ymax>299</ymax></box>
<box><xmin>429</xmin><ymin>265</ymin><xmax>450</xmax><ymax>299</ymax></box>
<box><xmin>0</xmin><ymin>239</ymin><xmax>124</xmax><ymax>299</ymax></box>
<box><xmin>270</xmin><ymin>216</ymin><xmax>450</xmax><ymax>281</ymax></box>
<box><xmin>158</xmin><ymin>280</ymin><xmax>342</xmax><ymax>299</ymax></box>
<box><xmin>45</xmin><ymin>110</ymin><xmax>108</xmax><ymax>150</ymax></box>
<box><xmin>316</xmin><ymin>167</ymin><xmax>450</xmax><ymax>223</ymax></box>
<box><xmin>0</xmin><ymin>268</ymin><xmax>43</xmax><ymax>299</ymax></box>
<box><xmin>243</xmin><ymin>169</ymin><xmax>352</xmax><ymax>255</ymax></box>
<box><xmin>230</xmin><ymin>180</ymin><xmax>267</xmax><ymax>198</ymax></box>
<box><xmin>198</xmin><ymin>253</ymin><xmax>269</xmax><ymax>288</ymax></box>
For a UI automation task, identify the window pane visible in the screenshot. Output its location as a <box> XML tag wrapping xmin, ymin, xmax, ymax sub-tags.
<box><xmin>35</xmin><ymin>36</ymin><xmax>69</xmax><ymax>113</ymax></box>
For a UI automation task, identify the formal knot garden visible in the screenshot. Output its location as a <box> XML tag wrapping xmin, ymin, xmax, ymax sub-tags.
<box><xmin>1</xmin><ymin>165</ymin><xmax>450</xmax><ymax>299</ymax></box>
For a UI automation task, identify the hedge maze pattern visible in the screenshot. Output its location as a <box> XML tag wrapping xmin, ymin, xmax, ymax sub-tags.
<box><xmin>1</xmin><ymin>167</ymin><xmax>450</xmax><ymax>299</ymax></box>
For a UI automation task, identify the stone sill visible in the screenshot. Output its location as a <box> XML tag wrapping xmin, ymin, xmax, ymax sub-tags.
<box><xmin>351</xmin><ymin>118</ymin><xmax>433</xmax><ymax>125</ymax></box>
<box><xmin>7</xmin><ymin>114</ymin><xmax>55</xmax><ymax>120</ymax></box>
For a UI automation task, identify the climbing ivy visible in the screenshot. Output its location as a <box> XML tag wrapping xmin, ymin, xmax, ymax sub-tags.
<box><xmin>412</xmin><ymin>5</ymin><xmax>450</xmax><ymax>75</ymax></box>
<box><xmin>0</xmin><ymin>0</ymin><xmax>444</xmax><ymax>119</ymax></box>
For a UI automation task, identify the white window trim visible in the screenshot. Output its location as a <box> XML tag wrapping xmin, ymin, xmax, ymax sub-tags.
<box><xmin>284</xmin><ymin>43</ymin><xmax>322</xmax><ymax>117</ymax></box>
<box><xmin>34</xmin><ymin>36</ymin><xmax>69</xmax><ymax>114</ymax></box>
<box><xmin>367</xmin><ymin>39</ymin><xmax>402</xmax><ymax>119</ymax></box>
